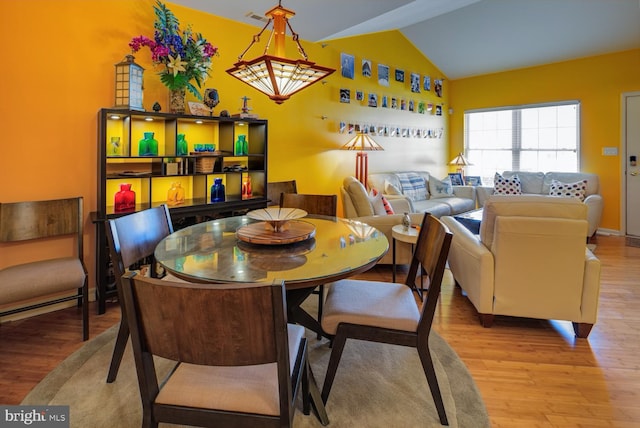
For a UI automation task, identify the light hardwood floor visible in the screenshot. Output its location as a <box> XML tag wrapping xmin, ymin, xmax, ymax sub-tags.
<box><xmin>1</xmin><ymin>235</ymin><xmax>639</xmax><ymax>427</ymax></box>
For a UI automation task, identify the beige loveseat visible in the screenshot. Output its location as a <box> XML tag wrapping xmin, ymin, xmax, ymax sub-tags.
<box><xmin>441</xmin><ymin>195</ymin><xmax>601</xmax><ymax>338</ymax></box>
<box><xmin>368</xmin><ymin>171</ymin><xmax>476</xmax><ymax>217</ymax></box>
<box><xmin>477</xmin><ymin>171</ymin><xmax>603</xmax><ymax>237</ymax></box>
<box><xmin>341</xmin><ymin>176</ymin><xmax>425</xmax><ymax>265</ymax></box>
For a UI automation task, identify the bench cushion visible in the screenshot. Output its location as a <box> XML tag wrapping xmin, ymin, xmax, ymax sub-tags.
<box><xmin>0</xmin><ymin>258</ymin><xmax>85</xmax><ymax>305</ymax></box>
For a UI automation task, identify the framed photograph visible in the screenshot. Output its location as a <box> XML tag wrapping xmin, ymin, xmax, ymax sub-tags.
<box><xmin>378</xmin><ymin>64</ymin><xmax>389</xmax><ymax>86</ymax></box>
<box><xmin>368</xmin><ymin>93</ymin><xmax>378</xmax><ymax>108</ymax></box>
<box><xmin>448</xmin><ymin>173</ymin><xmax>463</xmax><ymax>186</ymax></box>
<box><xmin>362</xmin><ymin>59</ymin><xmax>372</xmax><ymax>77</ymax></box>
<box><xmin>423</xmin><ymin>75</ymin><xmax>431</xmax><ymax>91</ymax></box>
<box><xmin>410</xmin><ymin>72</ymin><xmax>420</xmax><ymax>93</ymax></box>
<box><xmin>464</xmin><ymin>176</ymin><xmax>482</xmax><ymax>186</ymax></box>
<box><xmin>340</xmin><ymin>53</ymin><xmax>355</xmax><ymax>79</ymax></box>
<box><xmin>356</xmin><ymin>90</ymin><xmax>364</xmax><ymax>101</ymax></box>
<box><xmin>395</xmin><ymin>68</ymin><xmax>405</xmax><ymax>82</ymax></box>
<box><xmin>340</xmin><ymin>88</ymin><xmax>350</xmax><ymax>103</ymax></box>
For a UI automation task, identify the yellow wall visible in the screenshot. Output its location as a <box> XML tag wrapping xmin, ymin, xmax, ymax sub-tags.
<box><xmin>449</xmin><ymin>49</ymin><xmax>640</xmax><ymax>231</ymax></box>
<box><xmin>0</xmin><ymin>1</ymin><xmax>447</xmax><ymax>289</ymax></box>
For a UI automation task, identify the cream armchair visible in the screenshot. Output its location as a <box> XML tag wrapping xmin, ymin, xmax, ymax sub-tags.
<box><xmin>441</xmin><ymin>195</ymin><xmax>601</xmax><ymax>338</ymax></box>
<box><xmin>340</xmin><ymin>176</ymin><xmax>425</xmax><ymax>265</ymax></box>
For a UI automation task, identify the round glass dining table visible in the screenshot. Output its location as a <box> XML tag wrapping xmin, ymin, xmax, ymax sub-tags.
<box><xmin>154</xmin><ymin>215</ymin><xmax>389</xmax><ymax>336</ymax></box>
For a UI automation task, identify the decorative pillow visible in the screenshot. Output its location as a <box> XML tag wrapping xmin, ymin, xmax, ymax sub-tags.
<box><xmin>428</xmin><ymin>176</ymin><xmax>453</xmax><ymax>199</ymax></box>
<box><xmin>549</xmin><ymin>179</ymin><xmax>587</xmax><ymax>201</ymax></box>
<box><xmin>368</xmin><ymin>189</ymin><xmax>388</xmax><ymax>216</ymax></box>
<box><xmin>494</xmin><ymin>172</ymin><xmax>522</xmax><ymax>195</ymax></box>
<box><xmin>371</xmin><ymin>188</ymin><xmax>395</xmax><ymax>215</ymax></box>
<box><xmin>384</xmin><ymin>180</ymin><xmax>403</xmax><ymax>196</ymax></box>
<box><xmin>395</xmin><ymin>172</ymin><xmax>428</xmax><ymax>201</ymax></box>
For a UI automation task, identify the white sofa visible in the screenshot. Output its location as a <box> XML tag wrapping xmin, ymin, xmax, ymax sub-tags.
<box><xmin>441</xmin><ymin>195</ymin><xmax>601</xmax><ymax>338</ymax></box>
<box><xmin>368</xmin><ymin>171</ymin><xmax>476</xmax><ymax>217</ymax></box>
<box><xmin>477</xmin><ymin>171</ymin><xmax>603</xmax><ymax>237</ymax></box>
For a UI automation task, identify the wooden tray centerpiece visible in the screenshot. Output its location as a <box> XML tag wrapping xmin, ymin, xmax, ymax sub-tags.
<box><xmin>238</xmin><ymin>208</ymin><xmax>315</xmax><ymax>245</ymax></box>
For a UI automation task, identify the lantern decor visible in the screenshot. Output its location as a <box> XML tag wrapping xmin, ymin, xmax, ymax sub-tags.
<box><xmin>114</xmin><ymin>55</ymin><xmax>144</xmax><ymax>111</ymax></box>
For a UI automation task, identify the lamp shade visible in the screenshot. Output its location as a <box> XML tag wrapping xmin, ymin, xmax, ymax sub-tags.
<box><xmin>341</xmin><ymin>132</ymin><xmax>384</xmax><ymax>152</ymax></box>
<box><xmin>449</xmin><ymin>152</ymin><xmax>472</xmax><ymax>166</ymax></box>
<box><xmin>226</xmin><ymin>2</ymin><xmax>335</xmax><ymax>104</ymax></box>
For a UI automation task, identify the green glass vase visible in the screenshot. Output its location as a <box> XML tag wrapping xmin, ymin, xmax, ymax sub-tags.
<box><xmin>139</xmin><ymin>132</ymin><xmax>158</xmax><ymax>156</ymax></box>
<box><xmin>177</xmin><ymin>134</ymin><xmax>188</xmax><ymax>156</ymax></box>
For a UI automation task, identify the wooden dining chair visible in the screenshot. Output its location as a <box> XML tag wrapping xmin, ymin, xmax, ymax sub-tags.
<box><xmin>120</xmin><ymin>272</ymin><xmax>329</xmax><ymax>428</ymax></box>
<box><xmin>279</xmin><ymin>192</ymin><xmax>338</xmax><ymax>338</ymax></box>
<box><xmin>105</xmin><ymin>204</ymin><xmax>177</xmax><ymax>383</ymax></box>
<box><xmin>267</xmin><ymin>180</ymin><xmax>298</xmax><ymax>206</ymax></box>
<box><xmin>320</xmin><ymin>213</ymin><xmax>452</xmax><ymax>426</ymax></box>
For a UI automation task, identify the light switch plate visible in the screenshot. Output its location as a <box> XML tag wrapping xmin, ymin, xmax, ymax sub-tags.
<box><xmin>602</xmin><ymin>147</ymin><xmax>618</xmax><ymax>156</ymax></box>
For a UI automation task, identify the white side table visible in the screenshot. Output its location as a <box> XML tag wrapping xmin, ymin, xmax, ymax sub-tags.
<box><xmin>391</xmin><ymin>224</ymin><xmax>419</xmax><ymax>283</ymax></box>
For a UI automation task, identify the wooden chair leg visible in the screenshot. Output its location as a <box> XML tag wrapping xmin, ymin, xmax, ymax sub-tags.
<box><xmin>316</xmin><ymin>284</ymin><xmax>324</xmax><ymax>340</ymax></box>
<box><xmin>82</xmin><ymin>279</ymin><xmax>89</xmax><ymax>341</ymax></box>
<box><xmin>106</xmin><ymin>320</ymin><xmax>130</xmax><ymax>383</ymax></box>
<box><xmin>321</xmin><ymin>330</ymin><xmax>348</xmax><ymax>404</ymax></box>
<box><xmin>308</xmin><ymin>364</ymin><xmax>330</xmax><ymax>426</ymax></box>
<box><xmin>479</xmin><ymin>313</ymin><xmax>494</xmax><ymax>328</ymax></box>
<box><xmin>573</xmin><ymin>322</ymin><xmax>593</xmax><ymax>338</ymax></box>
<box><xmin>417</xmin><ymin>345</ymin><xmax>449</xmax><ymax>426</ymax></box>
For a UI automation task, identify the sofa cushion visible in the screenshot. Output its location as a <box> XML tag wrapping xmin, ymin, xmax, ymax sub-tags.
<box><xmin>384</xmin><ymin>180</ymin><xmax>403</xmax><ymax>195</ymax></box>
<box><xmin>343</xmin><ymin>176</ymin><xmax>374</xmax><ymax>217</ymax></box>
<box><xmin>502</xmin><ymin>171</ymin><xmax>544</xmax><ymax>194</ymax></box>
<box><xmin>428</xmin><ymin>176</ymin><xmax>453</xmax><ymax>198</ymax></box>
<box><xmin>395</xmin><ymin>172</ymin><xmax>428</xmax><ymax>201</ymax></box>
<box><xmin>480</xmin><ymin>194</ymin><xmax>587</xmax><ymax>249</ymax></box>
<box><xmin>438</xmin><ymin>197</ymin><xmax>476</xmax><ymax>215</ymax></box>
<box><xmin>411</xmin><ymin>200</ymin><xmax>452</xmax><ymax>217</ymax></box>
<box><xmin>549</xmin><ymin>179</ymin><xmax>588</xmax><ymax>201</ymax></box>
<box><xmin>494</xmin><ymin>173</ymin><xmax>522</xmax><ymax>195</ymax></box>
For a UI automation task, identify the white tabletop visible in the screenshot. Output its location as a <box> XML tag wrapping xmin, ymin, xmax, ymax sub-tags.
<box><xmin>392</xmin><ymin>224</ymin><xmax>419</xmax><ymax>244</ymax></box>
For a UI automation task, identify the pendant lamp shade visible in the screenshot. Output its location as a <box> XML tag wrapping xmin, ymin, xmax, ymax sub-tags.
<box><xmin>226</xmin><ymin>2</ymin><xmax>335</xmax><ymax>104</ymax></box>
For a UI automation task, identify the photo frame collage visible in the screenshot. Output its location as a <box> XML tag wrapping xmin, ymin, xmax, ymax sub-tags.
<box><xmin>339</xmin><ymin>53</ymin><xmax>445</xmax><ymax>118</ymax></box>
<box><xmin>338</xmin><ymin>121</ymin><xmax>444</xmax><ymax>139</ymax></box>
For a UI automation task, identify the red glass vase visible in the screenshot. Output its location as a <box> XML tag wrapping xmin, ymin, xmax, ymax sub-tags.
<box><xmin>114</xmin><ymin>183</ymin><xmax>136</xmax><ymax>212</ymax></box>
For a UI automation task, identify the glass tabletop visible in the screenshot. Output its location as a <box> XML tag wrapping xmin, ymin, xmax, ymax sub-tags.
<box><xmin>155</xmin><ymin>215</ymin><xmax>389</xmax><ymax>289</ymax></box>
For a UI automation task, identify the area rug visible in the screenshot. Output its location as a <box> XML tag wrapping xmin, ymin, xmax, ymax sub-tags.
<box><xmin>23</xmin><ymin>320</ymin><xmax>489</xmax><ymax>427</ymax></box>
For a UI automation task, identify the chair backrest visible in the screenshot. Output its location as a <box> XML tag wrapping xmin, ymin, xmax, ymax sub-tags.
<box><xmin>120</xmin><ymin>273</ymin><xmax>294</xmax><ymax>421</ymax></box>
<box><xmin>0</xmin><ymin>197</ymin><xmax>84</xmax><ymax>257</ymax></box>
<box><xmin>267</xmin><ymin>180</ymin><xmax>298</xmax><ymax>206</ymax></box>
<box><xmin>405</xmin><ymin>213</ymin><xmax>452</xmax><ymax>341</ymax></box>
<box><xmin>106</xmin><ymin>205</ymin><xmax>173</xmax><ymax>279</ymax></box>
<box><xmin>280</xmin><ymin>193</ymin><xmax>338</xmax><ymax>217</ymax></box>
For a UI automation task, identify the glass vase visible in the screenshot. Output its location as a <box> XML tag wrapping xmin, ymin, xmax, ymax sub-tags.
<box><xmin>139</xmin><ymin>132</ymin><xmax>158</xmax><ymax>156</ymax></box>
<box><xmin>402</xmin><ymin>212</ymin><xmax>411</xmax><ymax>231</ymax></box>
<box><xmin>109</xmin><ymin>137</ymin><xmax>121</xmax><ymax>156</ymax></box>
<box><xmin>169</xmin><ymin>88</ymin><xmax>186</xmax><ymax>114</ymax></box>
<box><xmin>177</xmin><ymin>134</ymin><xmax>188</xmax><ymax>156</ymax></box>
<box><xmin>235</xmin><ymin>135</ymin><xmax>247</xmax><ymax>156</ymax></box>
<box><xmin>210</xmin><ymin>178</ymin><xmax>225</xmax><ymax>202</ymax></box>
<box><xmin>114</xmin><ymin>183</ymin><xmax>136</xmax><ymax>212</ymax></box>
<box><xmin>242</xmin><ymin>176</ymin><xmax>252</xmax><ymax>200</ymax></box>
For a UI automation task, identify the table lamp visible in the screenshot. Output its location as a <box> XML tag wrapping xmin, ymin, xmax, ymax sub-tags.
<box><xmin>449</xmin><ymin>152</ymin><xmax>472</xmax><ymax>179</ymax></box>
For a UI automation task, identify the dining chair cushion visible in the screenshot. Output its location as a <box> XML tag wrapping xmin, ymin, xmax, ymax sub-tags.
<box><xmin>0</xmin><ymin>258</ymin><xmax>85</xmax><ymax>305</ymax></box>
<box><xmin>321</xmin><ymin>280</ymin><xmax>420</xmax><ymax>335</ymax></box>
<box><xmin>154</xmin><ymin>324</ymin><xmax>305</xmax><ymax>416</ymax></box>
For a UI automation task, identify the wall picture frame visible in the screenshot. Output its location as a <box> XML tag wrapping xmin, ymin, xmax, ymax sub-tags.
<box><xmin>448</xmin><ymin>172</ymin><xmax>463</xmax><ymax>186</ymax></box>
<box><xmin>464</xmin><ymin>175</ymin><xmax>482</xmax><ymax>186</ymax></box>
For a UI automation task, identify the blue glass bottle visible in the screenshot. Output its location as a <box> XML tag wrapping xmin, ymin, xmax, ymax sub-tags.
<box><xmin>210</xmin><ymin>178</ymin><xmax>225</xmax><ymax>202</ymax></box>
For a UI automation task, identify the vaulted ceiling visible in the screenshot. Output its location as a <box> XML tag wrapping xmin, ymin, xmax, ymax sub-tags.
<box><xmin>171</xmin><ymin>0</ymin><xmax>640</xmax><ymax>79</ymax></box>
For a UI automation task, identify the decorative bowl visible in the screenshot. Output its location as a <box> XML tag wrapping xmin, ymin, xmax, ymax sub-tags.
<box><xmin>246</xmin><ymin>207</ymin><xmax>307</xmax><ymax>232</ymax></box>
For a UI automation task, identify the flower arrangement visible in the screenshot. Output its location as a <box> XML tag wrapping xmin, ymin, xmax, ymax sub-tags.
<box><xmin>129</xmin><ymin>0</ymin><xmax>218</xmax><ymax>100</ymax></box>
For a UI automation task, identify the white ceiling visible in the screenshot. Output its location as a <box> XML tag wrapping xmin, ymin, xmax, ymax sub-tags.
<box><xmin>171</xmin><ymin>0</ymin><xmax>640</xmax><ymax>79</ymax></box>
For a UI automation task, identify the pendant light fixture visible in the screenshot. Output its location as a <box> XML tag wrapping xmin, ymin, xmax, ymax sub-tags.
<box><xmin>226</xmin><ymin>1</ymin><xmax>335</xmax><ymax>104</ymax></box>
